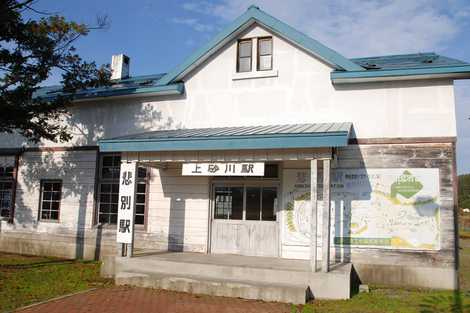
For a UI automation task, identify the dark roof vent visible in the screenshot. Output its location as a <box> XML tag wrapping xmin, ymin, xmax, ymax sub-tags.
<box><xmin>362</xmin><ymin>63</ymin><xmax>381</xmax><ymax>70</ymax></box>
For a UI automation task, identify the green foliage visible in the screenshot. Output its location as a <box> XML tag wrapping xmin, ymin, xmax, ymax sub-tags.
<box><xmin>0</xmin><ymin>0</ymin><xmax>111</xmax><ymax>143</ymax></box>
<box><xmin>0</xmin><ymin>252</ymin><xmax>110</xmax><ymax>311</ymax></box>
<box><xmin>459</xmin><ymin>174</ymin><xmax>470</xmax><ymax>209</ymax></box>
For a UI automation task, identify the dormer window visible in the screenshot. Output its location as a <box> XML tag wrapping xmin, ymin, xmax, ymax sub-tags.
<box><xmin>237</xmin><ymin>39</ymin><xmax>252</xmax><ymax>72</ymax></box>
<box><xmin>257</xmin><ymin>37</ymin><xmax>272</xmax><ymax>71</ymax></box>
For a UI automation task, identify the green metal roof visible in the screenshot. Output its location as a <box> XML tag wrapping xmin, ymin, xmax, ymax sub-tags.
<box><xmin>350</xmin><ymin>52</ymin><xmax>467</xmax><ymax>70</ymax></box>
<box><xmin>332</xmin><ymin>52</ymin><xmax>470</xmax><ymax>83</ymax></box>
<box><xmin>34</xmin><ymin>73</ymin><xmax>184</xmax><ymax>101</ymax></box>
<box><xmin>99</xmin><ymin>122</ymin><xmax>352</xmax><ymax>152</ymax></box>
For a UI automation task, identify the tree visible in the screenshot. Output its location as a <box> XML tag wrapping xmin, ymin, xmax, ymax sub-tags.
<box><xmin>0</xmin><ymin>0</ymin><xmax>111</xmax><ymax>143</ymax></box>
<box><xmin>459</xmin><ymin>174</ymin><xmax>470</xmax><ymax>209</ymax></box>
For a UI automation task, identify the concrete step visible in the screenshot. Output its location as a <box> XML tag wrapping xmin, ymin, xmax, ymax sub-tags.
<box><xmin>115</xmin><ymin>255</ymin><xmax>346</xmax><ymax>287</ymax></box>
<box><xmin>113</xmin><ymin>255</ymin><xmax>352</xmax><ymax>300</ymax></box>
<box><xmin>115</xmin><ymin>271</ymin><xmax>308</xmax><ymax>304</ymax></box>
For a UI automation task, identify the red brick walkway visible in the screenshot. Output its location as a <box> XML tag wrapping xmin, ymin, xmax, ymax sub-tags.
<box><xmin>18</xmin><ymin>287</ymin><xmax>293</xmax><ymax>313</ymax></box>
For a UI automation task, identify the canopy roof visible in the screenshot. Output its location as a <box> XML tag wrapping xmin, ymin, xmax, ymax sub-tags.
<box><xmin>99</xmin><ymin>122</ymin><xmax>352</xmax><ymax>152</ymax></box>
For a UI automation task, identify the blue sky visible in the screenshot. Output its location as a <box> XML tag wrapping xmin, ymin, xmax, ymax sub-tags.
<box><xmin>31</xmin><ymin>0</ymin><xmax>470</xmax><ymax>174</ymax></box>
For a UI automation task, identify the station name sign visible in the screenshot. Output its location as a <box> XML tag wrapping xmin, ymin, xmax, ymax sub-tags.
<box><xmin>182</xmin><ymin>162</ymin><xmax>265</xmax><ymax>176</ymax></box>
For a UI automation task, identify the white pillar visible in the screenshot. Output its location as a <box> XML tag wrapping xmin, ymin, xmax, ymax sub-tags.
<box><xmin>322</xmin><ymin>159</ymin><xmax>331</xmax><ymax>272</ymax></box>
<box><xmin>116</xmin><ymin>161</ymin><xmax>138</xmax><ymax>257</ymax></box>
<box><xmin>310</xmin><ymin>159</ymin><xmax>318</xmax><ymax>272</ymax></box>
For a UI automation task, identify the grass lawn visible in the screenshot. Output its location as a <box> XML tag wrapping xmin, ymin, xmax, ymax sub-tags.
<box><xmin>0</xmin><ymin>253</ymin><xmax>111</xmax><ymax>312</ymax></box>
<box><xmin>1</xmin><ymin>240</ymin><xmax>470</xmax><ymax>312</ymax></box>
<box><xmin>294</xmin><ymin>238</ymin><xmax>470</xmax><ymax>313</ymax></box>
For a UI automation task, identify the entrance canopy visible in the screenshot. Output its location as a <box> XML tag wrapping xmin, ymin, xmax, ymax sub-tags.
<box><xmin>99</xmin><ymin>122</ymin><xmax>352</xmax><ymax>152</ymax></box>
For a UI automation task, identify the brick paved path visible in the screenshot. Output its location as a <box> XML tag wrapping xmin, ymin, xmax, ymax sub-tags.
<box><xmin>18</xmin><ymin>287</ymin><xmax>293</xmax><ymax>313</ymax></box>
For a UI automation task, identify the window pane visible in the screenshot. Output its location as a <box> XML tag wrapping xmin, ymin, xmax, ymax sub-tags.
<box><xmin>100</xmin><ymin>183</ymin><xmax>111</xmax><ymax>193</ymax></box>
<box><xmin>51</xmin><ymin>201</ymin><xmax>60</xmax><ymax>211</ymax></box>
<box><xmin>136</xmin><ymin>204</ymin><xmax>145</xmax><ymax>214</ymax></box>
<box><xmin>238</xmin><ymin>57</ymin><xmax>251</xmax><ymax>72</ymax></box>
<box><xmin>238</xmin><ymin>40</ymin><xmax>252</xmax><ymax>57</ymax></box>
<box><xmin>258</xmin><ymin>55</ymin><xmax>272</xmax><ymax>71</ymax></box>
<box><xmin>138</xmin><ymin>167</ymin><xmax>147</xmax><ymax>179</ymax></box>
<box><xmin>137</xmin><ymin>183</ymin><xmax>146</xmax><ymax>193</ymax></box>
<box><xmin>50</xmin><ymin>211</ymin><xmax>59</xmax><ymax>220</ymax></box>
<box><xmin>102</xmin><ymin>156</ymin><xmax>114</xmax><ymax>167</ymax></box>
<box><xmin>259</xmin><ymin>38</ymin><xmax>272</xmax><ymax>55</ymax></box>
<box><xmin>262</xmin><ymin>187</ymin><xmax>277</xmax><ymax>221</ymax></box>
<box><xmin>98</xmin><ymin>213</ymin><xmax>109</xmax><ymax>224</ymax></box>
<box><xmin>214</xmin><ymin>187</ymin><xmax>243</xmax><ymax>220</ymax></box>
<box><xmin>52</xmin><ymin>192</ymin><xmax>61</xmax><ymax>201</ymax></box>
<box><xmin>110</xmin><ymin>214</ymin><xmax>118</xmax><ymax>224</ymax></box>
<box><xmin>135</xmin><ymin>215</ymin><xmax>144</xmax><ymax>225</ymax></box>
<box><xmin>136</xmin><ymin>194</ymin><xmax>145</xmax><ymax>204</ymax></box>
<box><xmin>246</xmin><ymin>187</ymin><xmax>261</xmax><ymax>220</ymax></box>
<box><xmin>100</xmin><ymin>203</ymin><xmax>110</xmax><ymax>213</ymax></box>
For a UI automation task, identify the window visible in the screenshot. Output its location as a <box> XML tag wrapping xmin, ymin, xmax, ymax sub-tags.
<box><xmin>214</xmin><ymin>187</ymin><xmax>243</xmax><ymax>220</ymax></box>
<box><xmin>257</xmin><ymin>37</ymin><xmax>272</xmax><ymax>71</ymax></box>
<box><xmin>0</xmin><ymin>166</ymin><xmax>14</xmax><ymax>218</ymax></box>
<box><xmin>214</xmin><ymin>185</ymin><xmax>277</xmax><ymax>221</ymax></box>
<box><xmin>237</xmin><ymin>39</ymin><xmax>252</xmax><ymax>72</ymax></box>
<box><xmin>97</xmin><ymin>154</ymin><xmax>149</xmax><ymax>225</ymax></box>
<box><xmin>39</xmin><ymin>180</ymin><xmax>62</xmax><ymax>221</ymax></box>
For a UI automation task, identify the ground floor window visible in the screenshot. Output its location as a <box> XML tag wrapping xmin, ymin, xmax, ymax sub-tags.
<box><xmin>214</xmin><ymin>185</ymin><xmax>277</xmax><ymax>221</ymax></box>
<box><xmin>39</xmin><ymin>180</ymin><xmax>62</xmax><ymax>221</ymax></box>
<box><xmin>0</xmin><ymin>181</ymin><xmax>13</xmax><ymax>218</ymax></box>
<box><xmin>0</xmin><ymin>165</ymin><xmax>14</xmax><ymax>219</ymax></box>
<box><xmin>97</xmin><ymin>154</ymin><xmax>148</xmax><ymax>225</ymax></box>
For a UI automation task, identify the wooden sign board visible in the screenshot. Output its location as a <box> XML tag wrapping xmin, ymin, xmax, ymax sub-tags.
<box><xmin>182</xmin><ymin>162</ymin><xmax>264</xmax><ymax>176</ymax></box>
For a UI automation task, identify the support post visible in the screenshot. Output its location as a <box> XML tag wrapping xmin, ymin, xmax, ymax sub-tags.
<box><xmin>310</xmin><ymin>159</ymin><xmax>318</xmax><ymax>272</ymax></box>
<box><xmin>322</xmin><ymin>159</ymin><xmax>331</xmax><ymax>273</ymax></box>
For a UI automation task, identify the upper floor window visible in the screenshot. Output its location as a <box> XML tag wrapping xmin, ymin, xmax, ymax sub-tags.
<box><xmin>237</xmin><ymin>39</ymin><xmax>252</xmax><ymax>73</ymax></box>
<box><xmin>257</xmin><ymin>37</ymin><xmax>272</xmax><ymax>71</ymax></box>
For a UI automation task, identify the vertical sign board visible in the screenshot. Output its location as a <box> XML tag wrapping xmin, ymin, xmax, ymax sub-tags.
<box><xmin>116</xmin><ymin>162</ymin><xmax>137</xmax><ymax>244</ymax></box>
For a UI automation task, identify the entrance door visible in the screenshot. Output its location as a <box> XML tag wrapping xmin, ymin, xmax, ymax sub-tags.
<box><xmin>210</xmin><ymin>183</ymin><xmax>279</xmax><ymax>257</ymax></box>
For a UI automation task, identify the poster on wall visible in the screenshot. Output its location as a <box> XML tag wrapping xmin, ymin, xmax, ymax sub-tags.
<box><xmin>281</xmin><ymin>168</ymin><xmax>440</xmax><ymax>252</ymax></box>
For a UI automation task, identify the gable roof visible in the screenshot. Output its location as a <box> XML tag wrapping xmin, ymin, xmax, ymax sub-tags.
<box><xmin>156</xmin><ymin>5</ymin><xmax>364</xmax><ymax>85</ymax></box>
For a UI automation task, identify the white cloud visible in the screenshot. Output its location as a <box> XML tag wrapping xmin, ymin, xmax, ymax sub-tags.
<box><xmin>170</xmin><ymin>17</ymin><xmax>214</xmax><ymax>32</ymax></box>
<box><xmin>181</xmin><ymin>0</ymin><xmax>469</xmax><ymax>57</ymax></box>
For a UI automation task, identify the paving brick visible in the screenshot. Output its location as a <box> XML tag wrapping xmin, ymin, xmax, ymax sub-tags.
<box><xmin>17</xmin><ymin>287</ymin><xmax>292</xmax><ymax>313</ymax></box>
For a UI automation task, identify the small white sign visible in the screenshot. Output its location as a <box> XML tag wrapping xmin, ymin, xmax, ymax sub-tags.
<box><xmin>182</xmin><ymin>162</ymin><xmax>264</xmax><ymax>176</ymax></box>
<box><xmin>116</xmin><ymin>162</ymin><xmax>137</xmax><ymax>244</ymax></box>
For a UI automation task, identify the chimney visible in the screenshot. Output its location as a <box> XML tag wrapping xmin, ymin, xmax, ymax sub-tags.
<box><xmin>111</xmin><ymin>54</ymin><xmax>130</xmax><ymax>80</ymax></box>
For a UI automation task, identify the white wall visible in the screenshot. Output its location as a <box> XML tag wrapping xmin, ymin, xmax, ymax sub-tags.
<box><xmin>145</xmin><ymin>164</ymin><xmax>210</xmax><ymax>252</ymax></box>
<box><xmin>0</xmin><ymin>24</ymin><xmax>457</xmax><ymax>149</ymax></box>
<box><xmin>10</xmin><ymin>150</ymin><xmax>96</xmax><ymax>230</ymax></box>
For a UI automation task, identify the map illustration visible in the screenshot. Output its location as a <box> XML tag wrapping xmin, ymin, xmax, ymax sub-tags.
<box><xmin>282</xmin><ymin>168</ymin><xmax>440</xmax><ymax>251</ymax></box>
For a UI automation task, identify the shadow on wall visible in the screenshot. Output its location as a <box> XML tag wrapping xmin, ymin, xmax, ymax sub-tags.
<box><xmin>330</xmin><ymin>145</ymin><xmax>370</xmax><ymax>267</ymax></box>
<box><xmin>13</xmin><ymin>93</ymin><xmax>188</xmax><ymax>259</ymax></box>
<box><xmin>156</xmin><ymin>164</ymin><xmax>209</xmax><ymax>253</ymax></box>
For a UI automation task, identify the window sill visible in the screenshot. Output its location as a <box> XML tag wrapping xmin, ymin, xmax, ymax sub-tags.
<box><xmin>232</xmin><ymin>70</ymin><xmax>278</xmax><ymax>81</ymax></box>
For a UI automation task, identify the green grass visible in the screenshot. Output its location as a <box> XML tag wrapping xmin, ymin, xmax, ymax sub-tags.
<box><xmin>292</xmin><ymin>238</ymin><xmax>470</xmax><ymax>313</ymax></box>
<box><xmin>0</xmin><ymin>253</ymin><xmax>111</xmax><ymax>312</ymax></box>
<box><xmin>2</xmin><ymin>240</ymin><xmax>470</xmax><ymax>312</ymax></box>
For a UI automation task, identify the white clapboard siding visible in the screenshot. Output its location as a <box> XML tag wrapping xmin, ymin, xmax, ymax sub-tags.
<box><xmin>145</xmin><ymin>166</ymin><xmax>210</xmax><ymax>251</ymax></box>
<box><xmin>14</xmin><ymin>150</ymin><xmax>98</xmax><ymax>230</ymax></box>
